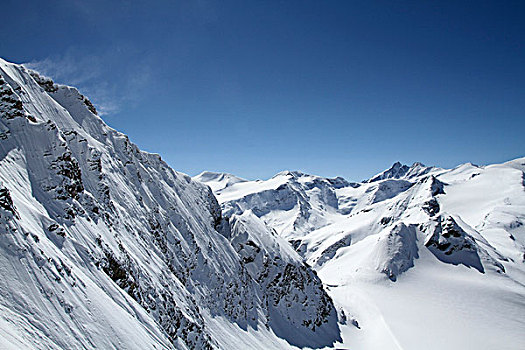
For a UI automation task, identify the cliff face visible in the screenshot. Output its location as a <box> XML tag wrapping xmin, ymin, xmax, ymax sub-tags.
<box><xmin>0</xmin><ymin>58</ymin><xmax>340</xmax><ymax>349</ymax></box>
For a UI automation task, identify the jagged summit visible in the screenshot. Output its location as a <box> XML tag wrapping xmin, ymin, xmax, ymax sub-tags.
<box><xmin>272</xmin><ymin>170</ymin><xmax>308</xmax><ymax>178</ymax></box>
<box><xmin>367</xmin><ymin>161</ymin><xmax>410</xmax><ymax>182</ymax></box>
<box><xmin>367</xmin><ymin>161</ymin><xmax>436</xmax><ymax>183</ymax></box>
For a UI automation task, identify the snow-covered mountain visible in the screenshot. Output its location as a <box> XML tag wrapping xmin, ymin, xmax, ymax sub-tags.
<box><xmin>197</xmin><ymin>160</ymin><xmax>525</xmax><ymax>349</ymax></box>
<box><xmin>1</xmin><ymin>56</ymin><xmax>524</xmax><ymax>350</ymax></box>
<box><xmin>0</xmin><ymin>58</ymin><xmax>340</xmax><ymax>349</ymax></box>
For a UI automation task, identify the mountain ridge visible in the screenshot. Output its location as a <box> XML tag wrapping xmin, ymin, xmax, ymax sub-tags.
<box><xmin>1</xmin><ymin>57</ymin><xmax>524</xmax><ymax>349</ymax></box>
<box><xmin>196</xmin><ymin>154</ymin><xmax>525</xmax><ymax>349</ymax></box>
<box><xmin>0</xmin><ymin>58</ymin><xmax>341</xmax><ymax>349</ymax></box>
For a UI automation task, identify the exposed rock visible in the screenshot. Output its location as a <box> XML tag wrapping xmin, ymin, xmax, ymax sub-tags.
<box><xmin>424</xmin><ymin>216</ymin><xmax>488</xmax><ymax>273</ymax></box>
<box><xmin>0</xmin><ymin>185</ymin><xmax>19</xmax><ymax>218</ymax></box>
<box><xmin>375</xmin><ymin>223</ymin><xmax>419</xmax><ymax>281</ymax></box>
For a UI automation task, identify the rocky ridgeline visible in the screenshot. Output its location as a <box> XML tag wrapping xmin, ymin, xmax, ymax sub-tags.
<box><xmin>423</xmin><ymin>215</ymin><xmax>505</xmax><ymax>274</ymax></box>
<box><xmin>203</xmin><ymin>151</ymin><xmax>514</xmax><ymax>285</ymax></box>
<box><xmin>0</xmin><ymin>59</ymin><xmax>341</xmax><ymax>349</ymax></box>
<box><xmin>228</xmin><ymin>212</ymin><xmax>339</xmax><ymax>347</ymax></box>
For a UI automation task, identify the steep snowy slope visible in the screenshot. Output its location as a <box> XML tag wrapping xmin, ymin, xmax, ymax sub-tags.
<box><xmin>197</xmin><ymin>159</ymin><xmax>525</xmax><ymax>349</ymax></box>
<box><xmin>0</xmin><ymin>58</ymin><xmax>341</xmax><ymax>349</ymax></box>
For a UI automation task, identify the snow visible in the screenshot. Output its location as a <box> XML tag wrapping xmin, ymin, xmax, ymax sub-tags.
<box><xmin>199</xmin><ymin>153</ymin><xmax>525</xmax><ymax>349</ymax></box>
<box><xmin>1</xmin><ymin>56</ymin><xmax>524</xmax><ymax>349</ymax></box>
<box><xmin>0</xmin><ymin>58</ymin><xmax>340</xmax><ymax>349</ymax></box>
<box><xmin>193</xmin><ymin>172</ymin><xmax>247</xmax><ymax>194</ymax></box>
<box><xmin>326</xmin><ymin>254</ymin><xmax>525</xmax><ymax>350</ymax></box>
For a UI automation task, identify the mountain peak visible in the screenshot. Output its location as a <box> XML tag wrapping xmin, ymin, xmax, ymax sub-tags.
<box><xmin>367</xmin><ymin>161</ymin><xmax>436</xmax><ymax>183</ymax></box>
<box><xmin>272</xmin><ymin>170</ymin><xmax>306</xmax><ymax>178</ymax></box>
<box><xmin>368</xmin><ymin>162</ymin><xmax>411</xmax><ymax>182</ymax></box>
<box><xmin>193</xmin><ymin>171</ymin><xmax>248</xmax><ymax>193</ymax></box>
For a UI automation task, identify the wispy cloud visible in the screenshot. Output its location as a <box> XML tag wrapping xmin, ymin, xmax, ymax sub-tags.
<box><xmin>25</xmin><ymin>47</ymin><xmax>154</xmax><ymax>115</ymax></box>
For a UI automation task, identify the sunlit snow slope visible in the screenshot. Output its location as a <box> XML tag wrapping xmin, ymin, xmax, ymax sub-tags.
<box><xmin>0</xmin><ymin>58</ymin><xmax>341</xmax><ymax>349</ymax></box>
<box><xmin>197</xmin><ymin>159</ymin><xmax>525</xmax><ymax>350</ymax></box>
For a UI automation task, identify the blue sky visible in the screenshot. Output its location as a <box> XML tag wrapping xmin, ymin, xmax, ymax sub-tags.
<box><xmin>1</xmin><ymin>0</ymin><xmax>524</xmax><ymax>181</ymax></box>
